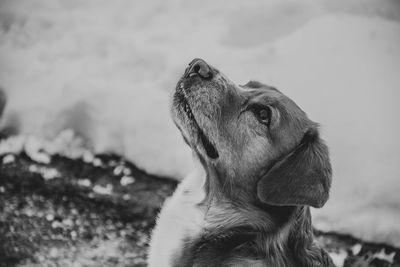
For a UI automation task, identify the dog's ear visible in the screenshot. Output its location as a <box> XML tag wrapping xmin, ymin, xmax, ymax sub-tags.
<box><xmin>257</xmin><ymin>128</ymin><xmax>332</xmax><ymax>208</ymax></box>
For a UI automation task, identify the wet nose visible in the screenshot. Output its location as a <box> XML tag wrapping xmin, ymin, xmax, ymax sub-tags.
<box><xmin>186</xmin><ymin>58</ymin><xmax>212</xmax><ymax>79</ymax></box>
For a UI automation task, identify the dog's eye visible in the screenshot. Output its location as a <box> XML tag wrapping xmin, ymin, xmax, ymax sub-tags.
<box><xmin>251</xmin><ymin>106</ymin><xmax>272</xmax><ymax>127</ymax></box>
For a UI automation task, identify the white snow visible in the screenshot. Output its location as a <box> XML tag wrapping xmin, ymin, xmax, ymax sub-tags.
<box><xmin>122</xmin><ymin>167</ymin><xmax>131</xmax><ymax>176</ymax></box>
<box><xmin>24</xmin><ymin>136</ymin><xmax>51</xmax><ymax>164</ymax></box>
<box><xmin>0</xmin><ymin>129</ymin><xmax>94</xmax><ymax>162</ymax></box>
<box><xmin>93</xmin><ymin>184</ymin><xmax>113</xmax><ymax>195</ymax></box>
<box><xmin>373</xmin><ymin>249</ymin><xmax>396</xmax><ymax>264</ymax></box>
<box><xmin>0</xmin><ymin>135</ymin><xmax>25</xmax><ymax>155</ymax></box>
<box><xmin>329</xmin><ymin>250</ymin><xmax>348</xmax><ymax>267</ymax></box>
<box><xmin>120</xmin><ymin>176</ymin><xmax>135</xmax><ymax>186</ymax></box>
<box><xmin>28</xmin><ymin>164</ymin><xmax>60</xmax><ymax>180</ymax></box>
<box><xmin>0</xmin><ymin>0</ymin><xmax>399</xmax><ymax>246</ymax></box>
<box><xmin>2</xmin><ymin>154</ymin><xmax>15</xmax><ymax>164</ymax></box>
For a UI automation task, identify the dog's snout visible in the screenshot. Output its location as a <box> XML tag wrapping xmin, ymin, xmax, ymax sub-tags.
<box><xmin>186</xmin><ymin>58</ymin><xmax>212</xmax><ymax>79</ymax></box>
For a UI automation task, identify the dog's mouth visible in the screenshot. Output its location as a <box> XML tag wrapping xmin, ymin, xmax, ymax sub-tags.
<box><xmin>174</xmin><ymin>87</ymin><xmax>219</xmax><ymax>160</ymax></box>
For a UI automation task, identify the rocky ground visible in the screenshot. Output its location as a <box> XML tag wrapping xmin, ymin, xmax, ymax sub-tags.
<box><xmin>0</xmin><ymin>151</ymin><xmax>399</xmax><ymax>267</ymax></box>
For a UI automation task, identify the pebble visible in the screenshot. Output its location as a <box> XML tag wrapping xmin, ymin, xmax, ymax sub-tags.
<box><xmin>70</xmin><ymin>230</ymin><xmax>77</xmax><ymax>240</ymax></box>
<box><xmin>351</xmin><ymin>243</ymin><xmax>362</xmax><ymax>255</ymax></box>
<box><xmin>25</xmin><ymin>209</ymin><xmax>34</xmax><ymax>217</ymax></box>
<box><xmin>123</xmin><ymin>167</ymin><xmax>132</xmax><ymax>176</ymax></box>
<box><xmin>42</xmin><ymin>168</ymin><xmax>60</xmax><ymax>180</ymax></box>
<box><xmin>37</xmin><ymin>255</ymin><xmax>45</xmax><ymax>262</ymax></box>
<box><xmin>49</xmin><ymin>247</ymin><xmax>58</xmax><ymax>258</ymax></box>
<box><xmin>63</xmin><ymin>218</ymin><xmax>74</xmax><ymax>227</ymax></box>
<box><xmin>29</xmin><ymin>165</ymin><xmax>39</xmax><ymax>172</ymax></box>
<box><xmin>113</xmin><ymin>165</ymin><xmax>124</xmax><ymax>176</ymax></box>
<box><xmin>51</xmin><ymin>221</ymin><xmax>63</xmax><ymax>229</ymax></box>
<box><xmin>46</xmin><ymin>214</ymin><xmax>55</xmax><ymax>221</ymax></box>
<box><xmin>93</xmin><ymin>158</ymin><xmax>102</xmax><ymax>167</ymax></box>
<box><xmin>77</xmin><ymin>179</ymin><xmax>92</xmax><ymax>187</ymax></box>
<box><xmin>82</xmin><ymin>151</ymin><xmax>94</xmax><ymax>163</ymax></box>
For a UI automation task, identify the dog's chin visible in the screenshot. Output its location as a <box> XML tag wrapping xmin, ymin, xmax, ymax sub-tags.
<box><xmin>172</xmin><ymin>92</ymin><xmax>219</xmax><ymax>160</ymax></box>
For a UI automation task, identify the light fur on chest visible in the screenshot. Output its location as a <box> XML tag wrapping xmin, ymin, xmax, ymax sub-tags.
<box><xmin>147</xmin><ymin>167</ymin><xmax>207</xmax><ymax>267</ymax></box>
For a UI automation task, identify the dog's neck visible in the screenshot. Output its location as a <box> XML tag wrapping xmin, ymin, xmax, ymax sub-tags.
<box><xmin>196</xmin><ymin>157</ymin><xmax>322</xmax><ymax>265</ymax></box>
<box><xmin>200</xmin><ymin>158</ymin><xmax>255</xmax><ymax>205</ymax></box>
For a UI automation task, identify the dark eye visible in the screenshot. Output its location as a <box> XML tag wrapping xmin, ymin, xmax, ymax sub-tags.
<box><xmin>251</xmin><ymin>106</ymin><xmax>272</xmax><ymax>126</ymax></box>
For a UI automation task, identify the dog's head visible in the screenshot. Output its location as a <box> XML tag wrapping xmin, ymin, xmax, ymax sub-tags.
<box><xmin>172</xmin><ymin>59</ymin><xmax>331</xmax><ymax>208</ymax></box>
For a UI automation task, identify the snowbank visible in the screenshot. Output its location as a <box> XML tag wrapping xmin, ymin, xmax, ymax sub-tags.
<box><xmin>1</xmin><ymin>0</ymin><xmax>399</xmax><ymax>246</ymax></box>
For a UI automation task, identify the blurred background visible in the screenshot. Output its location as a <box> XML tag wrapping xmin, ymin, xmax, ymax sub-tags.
<box><xmin>0</xmin><ymin>0</ymin><xmax>399</xmax><ymax>266</ymax></box>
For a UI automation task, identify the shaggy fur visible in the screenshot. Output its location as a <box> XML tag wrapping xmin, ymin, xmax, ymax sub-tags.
<box><xmin>148</xmin><ymin>59</ymin><xmax>335</xmax><ymax>267</ymax></box>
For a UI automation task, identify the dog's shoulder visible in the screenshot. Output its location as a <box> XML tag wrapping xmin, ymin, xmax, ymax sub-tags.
<box><xmin>148</xmin><ymin>167</ymin><xmax>206</xmax><ymax>267</ymax></box>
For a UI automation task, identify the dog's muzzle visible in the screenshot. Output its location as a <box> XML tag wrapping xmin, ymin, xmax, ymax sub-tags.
<box><xmin>173</xmin><ymin>58</ymin><xmax>219</xmax><ymax>160</ymax></box>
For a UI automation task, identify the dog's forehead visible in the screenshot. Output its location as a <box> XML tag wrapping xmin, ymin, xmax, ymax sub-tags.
<box><xmin>241</xmin><ymin>81</ymin><xmax>279</xmax><ymax>94</ymax></box>
<box><xmin>240</xmin><ymin>82</ymin><xmax>286</xmax><ymax>103</ymax></box>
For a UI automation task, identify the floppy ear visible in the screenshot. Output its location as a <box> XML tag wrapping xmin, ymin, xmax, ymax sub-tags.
<box><xmin>257</xmin><ymin>128</ymin><xmax>332</xmax><ymax>208</ymax></box>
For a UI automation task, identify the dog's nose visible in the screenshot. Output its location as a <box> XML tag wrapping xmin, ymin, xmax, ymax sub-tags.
<box><xmin>186</xmin><ymin>58</ymin><xmax>212</xmax><ymax>79</ymax></box>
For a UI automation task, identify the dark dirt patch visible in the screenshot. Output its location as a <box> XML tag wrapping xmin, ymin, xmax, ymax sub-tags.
<box><xmin>0</xmin><ymin>153</ymin><xmax>176</xmax><ymax>267</ymax></box>
<box><xmin>0</xmin><ymin>153</ymin><xmax>399</xmax><ymax>267</ymax></box>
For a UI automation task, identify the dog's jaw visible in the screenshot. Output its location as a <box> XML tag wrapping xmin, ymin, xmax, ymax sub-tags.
<box><xmin>172</xmin><ymin>80</ymin><xmax>219</xmax><ymax>160</ymax></box>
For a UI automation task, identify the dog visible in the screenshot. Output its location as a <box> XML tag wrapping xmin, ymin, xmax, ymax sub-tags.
<box><xmin>148</xmin><ymin>59</ymin><xmax>334</xmax><ymax>267</ymax></box>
